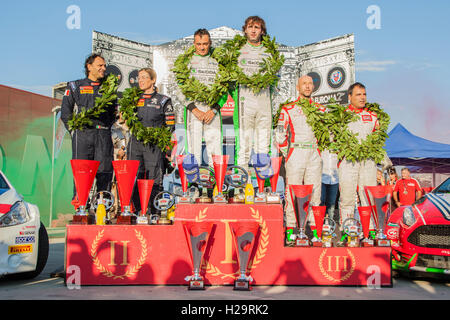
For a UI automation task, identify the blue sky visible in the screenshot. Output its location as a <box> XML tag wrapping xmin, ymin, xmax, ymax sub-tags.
<box><xmin>1</xmin><ymin>0</ymin><xmax>449</xmax><ymax>143</ymax></box>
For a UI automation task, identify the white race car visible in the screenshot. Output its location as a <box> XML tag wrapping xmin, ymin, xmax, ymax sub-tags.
<box><xmin>0</xmin><ymin>170</ymin><xmax>49</xmax><ymax>279</ymax></box>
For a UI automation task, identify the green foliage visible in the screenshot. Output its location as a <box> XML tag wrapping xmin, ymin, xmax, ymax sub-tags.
<box><xmin>119</xmin><ymin>87</ymin><xmax>174</xmax><ymax>152</ymax></box>
<box><xmin>172</xmin><ymin>46</ymin><xmax>233</xmax><ymax>106</ymax></box>
<box><xmin>67</xmin><ymin>74</ymin><xmax>119</xmax><ymax>131</ymax></box>
<box><xmin>222</xmin><ymin>34</ymin><xmax>285</xmax><ymax>94</ymax></box>
<box><xmin>327</xmin><ymin>102</ymin><xmax>390</xmax><ymax>163</ymax></box>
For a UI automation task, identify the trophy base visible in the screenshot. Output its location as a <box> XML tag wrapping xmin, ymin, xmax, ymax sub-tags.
<box><xmin>228</xmin><ymin>197</ymin><xmax>245</xmax><ymax>203</ymax></box>
<box><xmin>347</xmin><ymin>238</ymin><xmax>360</xmax><ymax>248</ymax></box>
<box><xmin>234</xmin><ymin>279</ymin><xmax>251</xmax><ymax>291</ymax></box>
<box><xmin>178</xmin><ymin>197</ymin><xmax>192</xmax><ymax>204</ymax></box>
<box><xmin>322</xmin><ymin>240</ymin><xmax>333</xmax><ymax>248</ymax></box>
<box><xmin>295</xmin><ymin>238</ymin><xmax>310</xmax><ymax>247</ymax></box>
<box><xmin>254</xmin><ymin>196</ymin><xmax>266</xmax><ymax>203</ymax></box>
<box><xmin>117</xmin><ymin>215</ymin><xmax>137</xmax><ymax>225</ymax></box>
<box><xmin>157</xmin><ymin>217</ymin><xmax>172</xmax><ymax>225</ymax></box>
<box><xmin>136</xmin><ymin>216</ymin><xmax>149</xmax><ymax>225</ymax></box>
<box><xmin>361</xmin><ymin>238</ymin><xmax>374</xmax><ymax>247</ymax></box>
<box><xmin>266</xmin><ymin>194</ymin><xmax>280</xmax><ymax>204</ymax></box>
<box><xmin>71</xmin><ymin>215</ymin><xmax>95</xmax><ymax>225</ymax></box>
<box><xmin>376</xmin><ymin>239</ymin><xmax>391</xmax><ymax>247</ymax></box>
<box><xmin>311</xmin><ymin>239</ymin><xmax>323</xmax><ymax>247</ymax></box>
<box><xmin>196</xmin><ymin>197</ymin><xmax>212</xmax><ymax>203</ymax></box>
<box><xmin>213</xmin><ymin>195</ymin><xmax>227</xmax><ymax>203</ymax></box>
<box><xmin>188</xmin><ymin>279</ymin><xmax>205</xmax><ymax>290</ymax></box>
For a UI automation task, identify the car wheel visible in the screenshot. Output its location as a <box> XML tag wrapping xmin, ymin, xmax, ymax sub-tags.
<box><xmin>7</xmin><ymin>222</ymin><xmax>49</xmax><ymax>280</ymax></box>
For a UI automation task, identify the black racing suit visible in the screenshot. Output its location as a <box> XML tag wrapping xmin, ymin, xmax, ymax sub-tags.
<box><xmin>61</xmin><ymin>77</ymin><xmax>117</xmax><ymax>195</ymax></box>
<box><xmin>127</xmin><ymin>91</ymin><xmax>175</xmax><ymax>215</ymax></box>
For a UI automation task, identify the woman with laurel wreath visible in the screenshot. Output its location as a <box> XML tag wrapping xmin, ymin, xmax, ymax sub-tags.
<box><xmin>126</xmin><ymin>68</ymin><xmax>175</xmax><ymax>216</ymax></box>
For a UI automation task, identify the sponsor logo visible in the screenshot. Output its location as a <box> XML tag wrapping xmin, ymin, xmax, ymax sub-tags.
<box><xmin>327</xmin><ymin>66</ymin><xmax>346</xmax><ymax>89</ymax></box>
<box><xmin>8</xmin><ymin>244</ymin><xmax>33</xmax><ymax>254</ymax></box>
<box><xmin>362</xmin><ymin>114</ymin><xmax>372</xmax><ymax>122</ymax></box>
<box><xmin>307</xmin><ymin>71</ymin><xmax>322</xmax><ymax>93</ymax></box>
<box><xmin>137</xmin><ymin>99</ymin><xmax>145</xmax><ymax>107</ymax></box>
<box><xmin>19</xmin><ymin>230</ymin><xmax>35</xmax><ymax>235</ymax></box>
<box><xmin>80</xmin><ymin>86</ymin><xmax>94</xmax><ymax>94</ymax></box>
<box><xmin>15</xmin><ymin>236</ymin><xmax>35</xmax><ymax>244</ymax></box>
<box><xmin>386</xmin><ymin>228</ymin><xmax>399</xmax><ymax>239</ymax></box>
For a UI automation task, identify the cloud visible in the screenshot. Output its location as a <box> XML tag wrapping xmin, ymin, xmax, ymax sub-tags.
<box><xmin>355</xmin><ymin>60</ymin><xmax>396</xmax><ymax>72</ymax></box>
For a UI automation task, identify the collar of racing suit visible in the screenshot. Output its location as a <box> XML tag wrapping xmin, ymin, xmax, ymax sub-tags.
<box><xmin>347</xmin><ymin>104</ymin><xmax>366</xmax><ymax>113</ymax></box>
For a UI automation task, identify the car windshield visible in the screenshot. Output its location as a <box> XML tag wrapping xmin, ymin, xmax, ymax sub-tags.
<box><xmin>0</xmin><ymin>174</ymin><xmax>10</xmax><ymax>195</ymax></box>
<box><xmin>433</xmin><ymin>178</ymin><xmax>450</xmax><ymax>194</ymax></box>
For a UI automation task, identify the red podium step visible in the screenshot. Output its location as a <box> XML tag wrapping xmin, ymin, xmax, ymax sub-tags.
<box><xmin>65</xmin><ymin>204</ymin><xmax>392</xmax><ymax>286</ymax></box>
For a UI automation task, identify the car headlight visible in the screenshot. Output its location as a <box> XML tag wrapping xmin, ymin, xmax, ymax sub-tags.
<box><xmin>0</xmin><ymin>201</ymin><xmax>31</xmax><ymax>227</ymax></box>
<box><xmin>402</xmin><ymin>206</ymin><xmax>416</xmax><ymax>227</ymax></box>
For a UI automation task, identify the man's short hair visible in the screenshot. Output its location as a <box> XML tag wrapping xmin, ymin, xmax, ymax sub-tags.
<box><xmin>242</xmin><ymin>16</ymin><xmax>267</xmax><ymax>37</ymax></box>
<box><xmin>84</xmin><ymin>53</ymin><xmax>104</xmax><ymax>77</ymax></box>
<box><xmin>194</xmin><ymin>28</ymin><xmax>211</xmax><ymax>41</ymax></box>
<box><xmin>347</xmin><ymin>82</ymin><xmax>366</xmax><ymax>96</ymax></box>
<box><xmin>401</xmin><ymin>167</ymin><xmax>410</xmax><ymax>173</ymax></box>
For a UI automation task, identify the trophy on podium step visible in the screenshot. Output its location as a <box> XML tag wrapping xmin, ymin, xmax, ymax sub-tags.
<box><xmin>70</xmin><ymin>159</ymin><xmax>99</xmax><ymax>225</ymax></box>
<box><xmin>321</xmin><ymin>216</ymin><xmax>336</xmax><ymax>247</ymax></box>
<box><xmin>311</xmin><ymin>206</ymin><xmax>326</xmax><ymax>247</ymax></box>
<box><xmin>251</xmin><ymin>154</ymin><xmax>274</xmax><ymax>203</ymax></box>
<box><xmin>342</xmin><ymin>218</ymin><xmax>362</xmax><ymax>247</ymax></box>
<box><xmin>136</xmin><ymin>179</ymin><xmax>154</xmax><ymax>224</ymax></box>
<box><xmin>112</xmin><ymin>160</ymin><xmax>140</xmax><ymax>225</ymax></box>
<box><xmin>212</xmin><ymin>155</ymin><xmax>229</xmax><ymax>203</ymax></box>
<box><xmin>225</xmin><ymin>165</ymin><xmax>248</xmax><ymax>203</ymax></box>
<box><xmin>365</xmin><ymin>186</ymin><xmax>391</xmax><ymax>247</ymax></box>
<box><xmin>153</xmin><ymin>191</ymin><xmax>176</xmax><ymax>225</ymax></box>
<box><xmin>358</xmin><ymin>206</ymin><xmax>374</xmax><ymax>247</ymax></box>
<box><xmin>267</xmin><ymin>157</ymin><xmax>282</xmax><ymax>204</ymax></box>
<box><xmin>196</xmin><ymin>166</ymin><xmax>215</xmax><ymax>203</ymax></box>
<box><xmin>289</xmin><ymin>184</ymin><xmax>313</xmax><ymax>246</ymax></box>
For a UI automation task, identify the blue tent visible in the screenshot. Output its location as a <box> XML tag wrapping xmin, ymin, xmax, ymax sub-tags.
<box><xmin>385</xmin><ymin>123</ymin><xmax>450</xmax><ymax>173</ymax></box>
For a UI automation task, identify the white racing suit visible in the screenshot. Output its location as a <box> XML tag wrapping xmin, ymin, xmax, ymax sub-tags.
<box><xmin>236</xmin><ymin>42</ymin><xmax>272</xmax><ymax>171</ymax></box>
<box><xmin>275</xmin><ymin>98</ymin><xmax>324</xmax><ymax>228</ymax></box>
<box><xmin>338</xmin><ymin>105</ymin><xmax>379</xmax><ymax>229</ymax></box>
<box><xmin>184</xmin><ymin>53</ymin><xmax>222</xmax><ymax>167</ymax></box>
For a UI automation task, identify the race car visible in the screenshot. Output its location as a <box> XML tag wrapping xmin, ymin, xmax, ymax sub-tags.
<box><xmin>386</xmin><ymin>177</ymin><xmax>450</xmax><ymax>276</ymax></box>
<box><xmin>0</xmin><ymin>170</ymin><xmax>49</xmax><ymax>279</ymax></box>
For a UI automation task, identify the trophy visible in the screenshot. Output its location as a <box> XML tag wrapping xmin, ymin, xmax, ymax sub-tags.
<box><xmin>112</xmin><ymin>160</ymin><xmax>140</xmax><ymax>225</ymax></box>
<box><xmin>176</xmin><ymin>154</ymin><xmax>192</xmax><ymax>203</ymax></box>
<box><xmin>311</xmin><ymin>206</ymin><xmax>326</xmax><ymax>247</ymax></box>
<box><xmin>225</xmin><ymin>166</ymin><xmax>248</xmax><ymax>203</ymax></box>
<box><xmin>289</xmin><ymin>184</ymin><xmax>313</xmax><ymax>246</ymax></box>
<box><xmin>321</xmin><ymin>217</ymin><xmax>336</xmax><ymax>248</ymax></box>
<box><xmin>230</xmin><ymin>222</ymin><xmax>260</xmax><ymax>290</ymax></box>
<box><xmin>70</xmin><ymin>159</ymin><xmax>100</xmax><ymax>225</ymax></box>
<box><xmin>267</xmin><ymin>157</ymin><xmax>282</xmax><ymax>204</ymax></box>
<box><xmin>92</xmin><ymin>191</ymin><xmax>114</xmax><ymax>225</ymax></box>
<box><xmin>342</xmin><ymin>218</ymin><xmax>362</xmax><ymax>247</ymax></box>
<box><xmin>212</xmin><ymin>154</ymin><xmax>229</xmax><ymax>203</ymax></box>
<box><xmin>251</xmin><ymin>154</ymin><xmax>274</xmax><ymax>204</ymax></box>
<box><xmin>358</xmin><ymin>206</ymin><xmax>374</xmax><ymax>247</ymax></box>
<box><xmin>136</xmin><ymin>179</ymin><xmax>154</xmax><ymax>224</ymax></box>
<box><xmin>196</xmin><ymin>166</ymin><xmax>215</xmax><ymax>203</ymax></box>
<box><xmin>153</xmin><ymin>191</ymin><xmax>176</xmax><ymax>225</ymax></box>
<box><xmin>365</xmin><ymin>186</ymin><xmax>391</xmax><ymax>247</ymax></box>
<box><xmin>183</xmin><ymin>222</ymin><xmax>214</xmax><ymax>290</ymax></box>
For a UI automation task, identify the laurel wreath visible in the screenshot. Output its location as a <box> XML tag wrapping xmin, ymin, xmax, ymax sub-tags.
<box><xmin>222</xmin><ymin>34</ymin><xmax>285</xmax><ymax>94</ymax></box>
<box><xmin>68</xmin><ymin>74</ymin><xmax>119</xmax><ymax>131</ymax></box>
<box><xmin>118</xmin><ymin>86</ymin><xmax>174</xmax><ymax>152</ymax></box>
<box><xmin>274</xmin><ymin>98</ymin><xmax>332</xmax><ymax>152</ymax></box>
<box><xmin>91</xmin><ymin>229</ymin><xmax>148</xmax><ymax>280</ymax></box>
<box><xmin>195</xmin><ymin>207</ymin><xmax>269</xmax><ymax>279</ymax></box>
<box><xmin>327</xmin><ymin>102</ymin><xmax>390</xmax><ymax>163</ymax></box>
<box><xmin>172</xmin><ymin>46</ymin><xmax>234</xmax><ymax>106</ymax></box>
<box><xmin>318</xmin><ymin>248</ymin><xmax>356</xmax><ymax>283</ymax></box>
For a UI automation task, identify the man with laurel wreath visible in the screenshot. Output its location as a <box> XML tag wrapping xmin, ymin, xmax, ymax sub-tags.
<box><xmin>234</xmin><ymin>16</ymin><xmax>283</xmax><ymax>172</ymax></box>
<box><xmin>275</xmin><ymin>75</ymin><xmax>326</xmax><ymax>241</ymax></box>
<box><xmin>61</xmin><ymin>53</ymin><xmax>118</xmax><ymax>198</ymax></box>
<box><xmin>178</xmin><ymin>28</ymin><xmax>223</xmax><ymax>167</ymax></box>
<box><xmin>336</xmin><ymin>82</ymin><xmax>391</xmax><ymax>233</ymax></box>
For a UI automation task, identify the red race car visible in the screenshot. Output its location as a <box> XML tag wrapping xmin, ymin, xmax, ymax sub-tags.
<box><xmin>386</xmin><ymin>177</ymin><xmax>450</xmax><ymax>276</ymax></box>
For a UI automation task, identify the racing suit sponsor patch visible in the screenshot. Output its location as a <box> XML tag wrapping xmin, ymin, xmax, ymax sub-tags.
<box><xmin>137</xmin><ymin>99</ymin><xmax>145</xmax><ymax>107</ymax></box>
<box><xmin>15</xmin><ymin>236</ymin><xmax>35</xmax><ymax>244</ymax></box>
<box><xmin>80</xmin><ymin>86</ymin><xmax>94</xmax><ymax>94</ymax></box>
<box><xmin>361</xmin><ymin>114</ymin><xmax>372</xmax><ymax>122</ymax></box>
<box><xmin>8</xmin><ymin>244</ymin><xmax>33</xmax><ymax>254</ymax></box>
